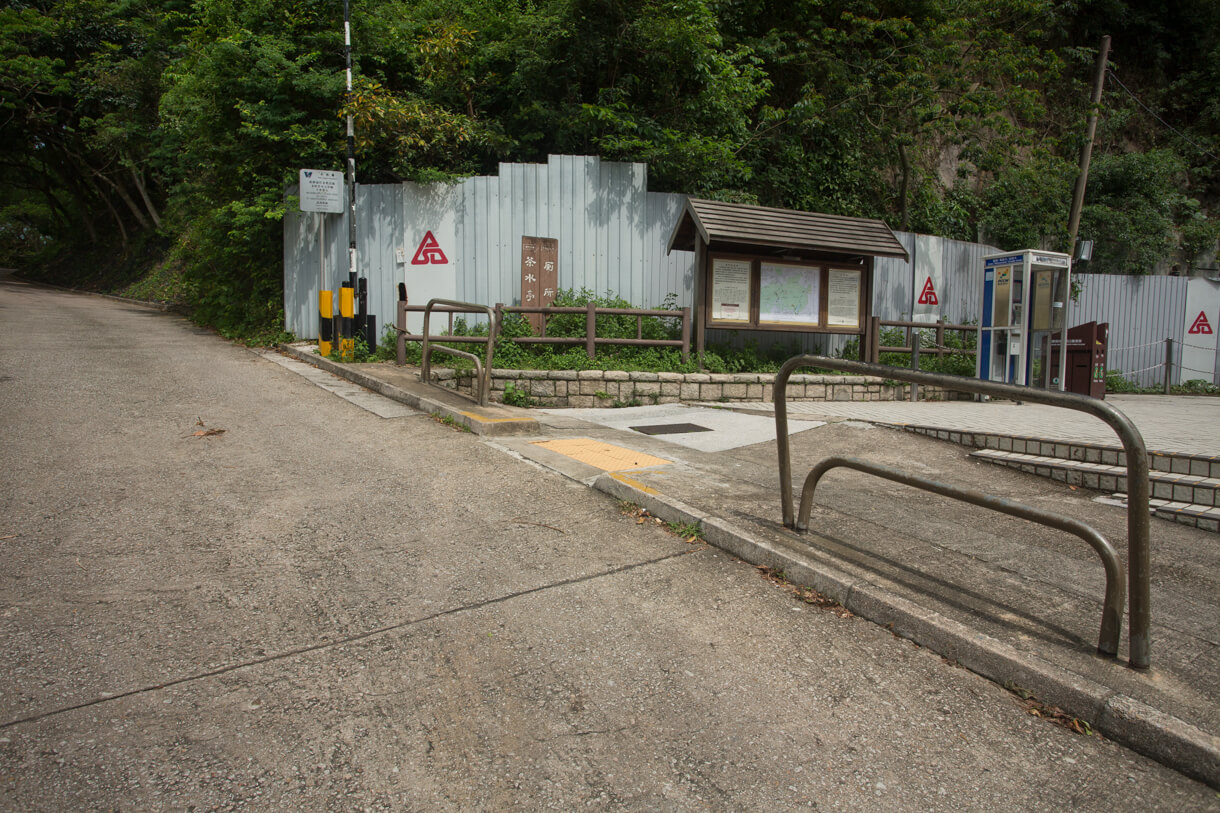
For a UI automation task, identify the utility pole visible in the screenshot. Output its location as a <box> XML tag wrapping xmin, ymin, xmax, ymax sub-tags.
<box><xmin>344</xmin><ymin>0</ymin><xmax>357</xmax><ymax>285</ymax></box>
<box><xmin>1055</xmin><ymin>34</ymin><xmax>1111</xmax><ymax>390</ymax></box>
<box><xmin>1066</xmin><ymin>35</ymin><xmax>1110</xmax><ymax>252</ymax></box>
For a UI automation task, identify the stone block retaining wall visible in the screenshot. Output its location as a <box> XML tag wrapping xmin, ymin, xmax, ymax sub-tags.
<box><xmin>428</xmin><ymin>368</ymin><xmax>964</xmax><ymax>407</ymax></box>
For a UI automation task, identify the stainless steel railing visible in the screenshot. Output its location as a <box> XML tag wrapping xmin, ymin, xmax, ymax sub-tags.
<box><xmin>420</xmin><ymin>299</ymin><xmax>497</xmax><ymax>407</ymax></box>
<box><xmin>774</xmin><ymin>355</ymin><xmax>1152</xmax><ymax>669</ymax></box>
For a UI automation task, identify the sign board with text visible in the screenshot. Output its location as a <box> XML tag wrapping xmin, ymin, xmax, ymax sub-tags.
<box><xmin>521</xmin><ymin>236</ymin><xmax>559</xmax><ymax>332</ymax></box>
<box><xmin>298</xmin><ymin>169</ymin><xmax>345</xmax><ymax>214</ymax></box>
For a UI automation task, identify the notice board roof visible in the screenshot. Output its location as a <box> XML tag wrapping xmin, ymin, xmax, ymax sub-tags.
<box><xmin>667</xmin><ymin>198</ymin><xmax>909</xmax><ymax>262</ymax></box>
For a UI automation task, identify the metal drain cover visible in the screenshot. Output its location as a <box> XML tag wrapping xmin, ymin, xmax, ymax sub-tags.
<box><xmin>629</xmin><ymin>422</ymin><xmax>713</xmax><ymax>435</ymax></box>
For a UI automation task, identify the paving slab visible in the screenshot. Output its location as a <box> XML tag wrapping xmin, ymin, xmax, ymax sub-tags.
<box><xmin>706</xmin><ymin>394</ymin><xmax>1220</xmax><ymax>457</ymax></box>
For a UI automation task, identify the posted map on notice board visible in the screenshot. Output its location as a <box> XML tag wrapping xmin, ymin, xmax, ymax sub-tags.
<box><xmin>759</xmin><ymin>263</ymin><xmax>819</xmax><ymax>324</ymax></box>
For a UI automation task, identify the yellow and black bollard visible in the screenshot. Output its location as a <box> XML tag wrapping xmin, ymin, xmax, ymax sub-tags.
<box><xmin>339</xmin><ymin>284</ymin><xmax>355</xmax><ymax>358</ymax></box>
<box><xmin>318</xmin><ymin>290</ymin><xmax>333</xmax><ymax>356</ymax></box>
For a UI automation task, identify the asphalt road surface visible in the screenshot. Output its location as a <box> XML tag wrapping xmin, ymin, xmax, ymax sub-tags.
<box><xmin>1</xmin><ymin>278</ymin><xmax>1215</xmax><ymax>811</ymax></box>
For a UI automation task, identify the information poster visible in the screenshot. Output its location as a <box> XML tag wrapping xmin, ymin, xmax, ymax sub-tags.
<box><xmin>1032</xmin><ymin>269</ymin><xmax>1053</xmax><ymax>331</ymax></box>
<box><xmin>993</xmin><ymin>266</ymin><xmax>1012</xmax><ymax>327</ymax></box>
<box><xmin>759</xmin><ymin>263</ymin><xmax>820</xmax><ymax>324</ymax></box>
<box><xmin>711</xmin><ymin>258</ymin><xmax>751</xmax><ymax>321</ymax></box>
<box><xmin>826</xmin><ymin>268</ymin><xmax>862</xmax><ymax>327</ymax></box>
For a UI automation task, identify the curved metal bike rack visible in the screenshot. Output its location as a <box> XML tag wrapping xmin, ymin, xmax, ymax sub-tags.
<box><xmin>774</xmin><ymin>355</ymin><xmax>1152</xmax><ymax>669</ymax></box>
<box><xmin>421</xmin><ymin>299</ymin><xmax>497</xmax><ymax>407</ymax></box>
<box><xmin>798</xmin><ymin>456</ymin><xmax>1126</xmax><ymax>658</ymax></box>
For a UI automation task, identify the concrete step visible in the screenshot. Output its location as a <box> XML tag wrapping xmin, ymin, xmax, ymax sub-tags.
<box><xmin>900</xmin><ymin>424</ymin><xmax>1220</xmax><ymax>478</ymax></box>
<box><xmin>969</xmin><ymin>448</ymin><xmax>1220</xmax><ymax>534</ymax></box>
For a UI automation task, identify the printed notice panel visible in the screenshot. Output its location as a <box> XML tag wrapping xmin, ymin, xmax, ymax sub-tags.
<box><xmin>993</xmin><ymin>265</ymin><xmax>1012</xmax><ymax>328</ymax></box>
<box><xmin>826</xmin><ymin>268</ymin><xmax>862</xmax><ymax>327</ymax></box>
<box><xmin>711</xmin><ymin>258</ymin><xmax>751</xmax><ymax>321</ymax></box>
<box><xmin>1032</xmin><ymin>269</ymin><xmax>1053</xmax><ymax>330</ymax></box>
<box><xmin>299</xmin><ymin>169</ymin><xmax>344</xmax><ymax>213</ymax></box>
<box><xmin>760</xmin><ymin>263</ymin><xmax>820</xmax><ymax>324</ymax></box>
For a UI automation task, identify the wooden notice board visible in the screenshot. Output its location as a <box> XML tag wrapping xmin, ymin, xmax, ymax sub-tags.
<box><xmin>704</xmin><ymin>253</ymin><xmax>868</xmax><ymax>334</ymax></box>
<box><xmin>521</xmin><ymin>236</ymin><xmax>558</xmax><ymax>332</ymax></box>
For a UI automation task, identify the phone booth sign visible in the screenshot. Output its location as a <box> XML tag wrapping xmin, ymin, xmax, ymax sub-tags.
<box><xmin>978</xmin><ymin>250</ymin><xmax>1072</xmax><ymax>389</ymax></box>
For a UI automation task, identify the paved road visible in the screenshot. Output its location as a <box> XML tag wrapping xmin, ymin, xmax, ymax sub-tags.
<box><xmin>1</xmin><ymin>279</ymin><xmax>1215</xmax><ymax>810</ymax></box>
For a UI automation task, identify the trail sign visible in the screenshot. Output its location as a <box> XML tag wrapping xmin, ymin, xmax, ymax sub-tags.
<box><xmin>298</xmin><ymin>169</ymin><xmax>344</xmax><ymax>213</ymax></box>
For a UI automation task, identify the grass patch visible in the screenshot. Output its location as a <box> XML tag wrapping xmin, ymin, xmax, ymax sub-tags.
<box><xmin>430</xmin><ymin>412</ymin><xmax>471</xmax><ymax>432</ymax></box>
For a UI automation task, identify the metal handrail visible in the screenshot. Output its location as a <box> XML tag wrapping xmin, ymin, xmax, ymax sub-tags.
<box><xmin>798</xmin><ymin>456</ymin><xmax>1125</xmax><ymax>658</ymax></box>
<box><xmin>421</xmin><ymin>299</ymin><xmax>497</xmax><ymax>407</ymax></box>
<box><xmin>774</xmin><ymin>355</ymin><xmax>1152</xmax><ymax>669</ymax></box>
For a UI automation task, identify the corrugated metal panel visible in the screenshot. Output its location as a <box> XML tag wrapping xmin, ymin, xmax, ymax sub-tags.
<box><xmin>283</xmin><ymin>183</ymin><xmax>401</xmax><ymax>338</ymax></box>
<box><xmin>1072</xmin><ymin>273</ymin><xmax>1187</xmax><ymax>387</ymax></box>
<box><xmin>282</xmin><ymin>204</ymin><xmax>317</xmax><ymax>337</ymax></box>
<box><xmin>938</xmin><ymin>237</ymin><xmax>991</xmax><ymax>324</ymax></box>
<box><xmin>356</xmin><ymin>183</ymin><xmax>403</xmax><ymax>342</ymax></box>
<box><xmin>671</xmin><ymin>198</ymin><xmax>910</xmax><ymax>260</ymax></box>
<box><xmin>283</xmin><ymin>158</ymin><xmax>1213</xmax><ymax>382</ymax></box>
<box><xmin>645</xmin><ymin>192</ymin><xmax>694</xmax><ymax>308</ymax></box>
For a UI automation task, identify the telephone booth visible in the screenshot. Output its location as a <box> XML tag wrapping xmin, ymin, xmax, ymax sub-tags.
<box><xmin>978</xmin><ymin>250</ymin><xmax>1072</xmax><ymax>389</ymax></box>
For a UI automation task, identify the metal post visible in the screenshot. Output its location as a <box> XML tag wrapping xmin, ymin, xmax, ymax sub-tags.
<box><xmin>344</xmin><ymin>0</ymin><xmax>358</xmax><ymax>285</ymax></box>
<box><xmin>1164</xmin><ymin>338</ymin><xmax>1173</xmax><ymax>394</ymax></box>
<box><xmin>910</xmin><ymin>335</ymin><xmax>921</xmax><ymax>402</ymax></box>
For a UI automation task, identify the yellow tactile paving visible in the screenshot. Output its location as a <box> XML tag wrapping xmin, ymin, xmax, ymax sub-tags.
<box><xmin>531</xmin><ymin>438</ymin><xmax>672</xmax><ymax>472</ymax></box>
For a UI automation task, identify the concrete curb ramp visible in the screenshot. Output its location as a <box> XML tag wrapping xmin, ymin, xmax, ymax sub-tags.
<box><xmin>592</xmin><ymin>472</ymin><xmax>1220</xmax><ymax>790</ymax></box>
<box><xmin>277</xmin><ymin>344</ymin><xmax>538</xmax><ymax>437</ymax></box>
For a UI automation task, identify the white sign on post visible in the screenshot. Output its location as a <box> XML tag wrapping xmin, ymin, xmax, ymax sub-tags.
<box><xmin>299</xmin><ymin>169</ymin><xmax>345</xmax><ymax>213</ymax></box>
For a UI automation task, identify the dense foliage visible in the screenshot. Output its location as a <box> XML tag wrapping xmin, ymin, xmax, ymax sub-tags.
<box><xmin>3</xmin><ymin>0</ymin><xmax>1217</xmax><ymax>338</ymax></box>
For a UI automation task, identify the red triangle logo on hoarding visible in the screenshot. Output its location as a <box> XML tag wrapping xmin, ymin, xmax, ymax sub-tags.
<box><xmin>411</xmin><ymin>231</ymin><xmax>448</xmax><ymax>265</ymax></box>
<box><xmin>917</xmin><ymin>277</ymin><xmax>938</xmax><ymax>305</ymax></box>
<box><xmin>1188</xmin><ymin>310</ymin><xmax>1213</xmax><ymax>335</ymax></box>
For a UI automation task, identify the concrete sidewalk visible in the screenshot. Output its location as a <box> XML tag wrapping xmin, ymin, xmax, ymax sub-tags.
<box><xmin>289</xmin><ymin>347</ymin><xmax>1220</xmax><ymax>789</ymax></box>
<box><xmin>702</xmin><ymin>394</ymin><xmax>1220</xmax><ymax>458</ymax></box>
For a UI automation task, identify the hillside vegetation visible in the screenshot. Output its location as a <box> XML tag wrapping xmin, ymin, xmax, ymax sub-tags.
<box><xmin>3</xmin><ymin>0</ymin><xmax>1217</xmax><ymax>339</ymax></box>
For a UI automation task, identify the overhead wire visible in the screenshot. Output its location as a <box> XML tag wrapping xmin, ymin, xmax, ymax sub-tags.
<box><xmin>1106</xmin><ymin>70</ymin><xmax>1220</xmax><ymax>162</ymax></box>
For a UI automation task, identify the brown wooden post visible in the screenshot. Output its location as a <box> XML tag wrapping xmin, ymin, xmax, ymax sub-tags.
<box><xmin>694</xmin><ymin>240</ymin><xmax>707</xmax><ymax>370</ymax></box>
<box><xmin>936</xmin><ymin>318</ymin><xmax>945</xmax><ymax>357</ymax></box>
<box><xmin>586</xmin><ymin>301</ymin><xmax>597</xmax><ymax>359</ymax></box>
<box><xmin>680</xmin><ymin>307</ymin><xmax>691</xmax><ymax>364</ymax></box>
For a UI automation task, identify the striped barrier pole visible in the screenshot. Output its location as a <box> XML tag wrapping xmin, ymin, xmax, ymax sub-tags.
<box><xmin>319</xmin><ymin>290</ymin><xmax>333</xmax><ymax>356</ymax></box>
<box><xmin>339</xmin><ymin>284</ymin><xmax>355</xmax><ymax>358</ymax></box>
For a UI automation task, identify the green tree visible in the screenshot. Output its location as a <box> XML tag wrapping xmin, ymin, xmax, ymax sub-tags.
<box><xmin>157</xmin><ymin>0</ymin><xmax>346</xmax><ymax>333</ymax></box>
